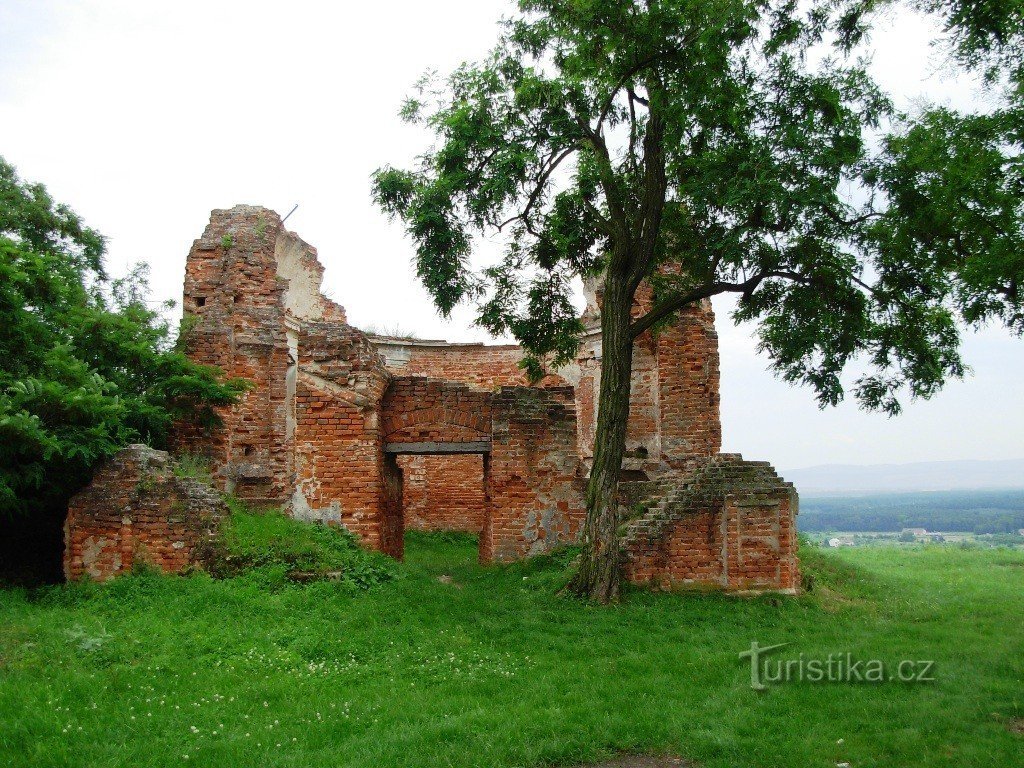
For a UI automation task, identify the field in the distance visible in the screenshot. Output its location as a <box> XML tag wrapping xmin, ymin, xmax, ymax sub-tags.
<box><xmin>798</xmin><ymin>489</ymin><xmax>1024</xmax><ymax>534</ymax></box>
<box><xmin>1</xmin><ymin>532</ymin><xmax>1022</xmax><ymax>768</ymax></box>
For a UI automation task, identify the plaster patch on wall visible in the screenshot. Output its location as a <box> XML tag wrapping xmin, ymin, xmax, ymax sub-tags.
<box><xmin>290</xmin><ymin>488</ymin><xmax>342</xmax><ymax>525</ymax></box>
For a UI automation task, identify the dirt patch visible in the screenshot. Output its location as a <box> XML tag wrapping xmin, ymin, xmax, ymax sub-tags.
<box><xmin>577</xmin><ymin>757</ymin><xmax>690</xmax><ymax>768</ymax></box>
<box><xmin>1008</xmin><ymin>718</ymin><xmax>1024</xmax><ymax>735</ymax></box>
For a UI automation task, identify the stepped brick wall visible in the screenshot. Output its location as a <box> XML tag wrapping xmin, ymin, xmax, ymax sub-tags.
<box><xmin>622</xmin><ymin>455</ymin><xmax>799</xmax><ymax>593</ymax></box>
<box><xmin>291</xmin><ymin>321</ymin><xmax>394</xmax><ymax>552</ymax></box>
<box><xmin>64</xmin><ymin>445</ymin><xmax>225</xmax><ymax>581</ymax></box>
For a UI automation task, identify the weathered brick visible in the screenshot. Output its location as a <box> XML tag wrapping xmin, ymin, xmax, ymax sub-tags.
<box><xmin>64</xmin><ymin>205</ymin><xmax>797</xmax><ymax>593</ymax></box>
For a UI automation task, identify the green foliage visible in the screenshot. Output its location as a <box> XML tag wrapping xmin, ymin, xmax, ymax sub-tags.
<box><xmin>220</xmin><ymin>233</ymin><xmax>233</xmax><ymax>250</ymax></box>
<box><xmin>171</xmin><ymin>454</ymin><xmax>213</xmax><ymax>483</ymax></box>
<box><xmin>0</xmin><ymin>157</ymin><xmax>247</xmax><ymax>518</ymax></box>
<box><xmin>203</xmin><ymin>509</ymin><xmax>398</xmax><ymax>591</ymax></box>
<box><xmin>0</xmin><ymin>539</ymin><xmax>1022</xmax><ymax>766</ymax></box>
<box><xmin>833</xmin><ymin>0</ymin><xmax>1023</xmax><ymax>341</ymax></box>
<box><xmin>371</xmin><ymin>0</ymin><xmax>982</xmax><ymax>409</ymax></box>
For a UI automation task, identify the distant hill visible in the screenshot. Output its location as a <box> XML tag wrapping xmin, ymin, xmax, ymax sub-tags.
<box><xmin>781</xmin><ymin>458</ymin><xmax>1024</xmax><ymax>495</ymax></box>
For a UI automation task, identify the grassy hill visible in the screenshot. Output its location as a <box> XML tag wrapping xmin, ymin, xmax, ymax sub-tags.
<box><xmin>1</xmin><ymin>529</ymin><xmax>1022</xmax><ymax>767</ymax></box>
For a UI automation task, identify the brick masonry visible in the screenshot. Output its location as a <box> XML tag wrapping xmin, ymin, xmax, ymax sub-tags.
<box><xmin>64</xmin><ymin>445</ymin><xmax>225</xmax><ymax>581</ymax></box>
<box><xmin>64</xmin><ymin>205</ymin><xmax>797</xmax><ymax>592</ymax></box>
<box><xmin>483</xmin><ymin>387</ymin><xmax>586</xmax><ymax>562</ymax></box>
<box><xmin>621</xmin><ymin>454</ymin><xmax>799</xmax><ymax>593</ymax></box>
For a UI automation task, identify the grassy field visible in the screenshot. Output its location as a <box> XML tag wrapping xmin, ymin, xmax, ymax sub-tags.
<box><xmin>1</xmin><ymin>528</ymin><xmax>1022</xmax><ymax>767</ymax></box>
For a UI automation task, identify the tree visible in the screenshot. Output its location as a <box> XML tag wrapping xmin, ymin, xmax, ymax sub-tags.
<box><xmin>372</xmin><ymin>0</ymin><xmax>968</xmax><ymax>601</ymax></box>
<box><xmin>836</xmin><ymin>0</ymin><xmax>1023</xmax><ymax>332</ymax></box>
<box><xmin>0</xmin><ymin>157</ymin><xmax>246</xmax><ymax>577</ymax></box>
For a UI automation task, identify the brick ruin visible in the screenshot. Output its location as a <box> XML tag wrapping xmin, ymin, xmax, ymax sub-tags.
<box><xmin>64</xmin><ymin>205</ymin><xmax>798</xmax><ymax>592</ymax></box>
<box><xmin>64</xmin><ymin>445</ymin><xmax>225</xmax><ymax>581</ymax></box>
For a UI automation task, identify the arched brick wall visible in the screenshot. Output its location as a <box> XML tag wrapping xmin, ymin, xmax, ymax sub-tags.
<box><xmin>381</xmin><ymin>378</ymin><xmax>492</xmax><ymax>446</ymax></box>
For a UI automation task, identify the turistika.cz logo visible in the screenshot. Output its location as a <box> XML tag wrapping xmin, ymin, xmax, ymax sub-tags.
<box><xmin>738</xmin><ymin>641</ymin><xmax>937</xmax><ymax>690</ymax></box>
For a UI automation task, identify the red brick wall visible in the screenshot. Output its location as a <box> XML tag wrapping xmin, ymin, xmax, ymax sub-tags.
<box><xmin>172</xmin><ymin>205</ymin><xmax>750</xmax><ymax>579</ymax></box>
<box><xmin>381</xmin><ymin>378</ymin><xmax>492</xmax><ymax>445</ymax></box>
<box><xmin>382</xmin><ymin>378</ymin><xmax>489</xmax><ymax>535</ymax></box>
<box><xmin>572</xmin><ymin>277</ymin><xmax>722</xmax><ymax>471</ymax></box>
<box><xmin>398</xmin><ymin>454</ymin><xmax>486</xmax><ymax>533</ymax></box>
<box><xmin>622</xmin><ymin>455</ymin><xmax>799</xmax><ymax>593</ymax></box>
<box><xmin>178</xmin><ymin>206</ymin><xmax>294</xmax><ymax>506</ymax></box>
<box><xmin>656</xmin><ymin>301</ymin><xmax>722</xmax><ymax>464</ymax></box>
<box><xmin>64</xmin><ymin>446</ymin><xmax>226</xmax><ymax>581</ymax></box>
<box><xmin>375</xmin><ymin>342</ymin><xmax>528</xmax><ymax>388</ymax></box>
<box><xmin>483</xmin><ymin>387</ymin><xmax>585</xmax><ymax>562</ymax></box>
<box><xmin>723</xmin><ymin>495</ymin><xmax>798</xmax><ymax>591</ymax></box>
<box><xmin>292</xmin><ymin>321</ymin><xmax>393</xmax><ymax>552</ymax></box>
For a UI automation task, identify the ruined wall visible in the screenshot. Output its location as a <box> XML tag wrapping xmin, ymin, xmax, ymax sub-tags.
<box><xmin>381</xmin><ymin>378</ymin><xmax>492</xmax><ymax>446</ymax></box>
<box><xmin>570</xmin><ymin>279</ymin><xmax>721</xmax><ymax>474</ymax></box>
<box><xmin>169</xmin><ymin>205</ymin><xmax>796</xmax><ymax>590</ymax></box>
<box><xmin>292</xmin><ymin>321</ymin><xmax>393</xmax><ymax>552</ymax></box>
<box><xmin>179</xmin><ymin>207</ymin><xmax>292</xmax><ymax>506</ymax></box>
<box><xmin>381</xmin><ymin>378</ymin><xmax>491</xmax><ymax>534</ymax></box>
<box><xmin>374</xmin><ymin>340</ymin><xmax>529</xmax><ymax>388</ymax></box>
<box><xmin>483</xmin><ymin>387</ymin><xmax>585</xmax><ymax>562</ymax></box>
<box><xmin>64</xmin><ymin>445</ymin><xmax>225</xmax><ymax>581</ymax></box>
<box><xmin>621</xmin><ymin>455</ymin><xmax>799</xmax><ymax>593</ymax></box>
<box><xmin>656</xmin><ymin>302</ymin><xmax>722</xmax><ymax>464</ymax></box>
<box><xmin>178</xmin><ymin>206</ymin><xmax>351</xmax><ymax>507</ymax></box>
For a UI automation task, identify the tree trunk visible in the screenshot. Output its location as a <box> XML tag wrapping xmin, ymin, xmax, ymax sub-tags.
<box><xmin>567</xmin><ymin>269</ymin><xmax>635</xmax><ymax>602</ymax></box>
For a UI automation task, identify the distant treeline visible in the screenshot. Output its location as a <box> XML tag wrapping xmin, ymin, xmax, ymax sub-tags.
<box><xmin>798</xmin><ymin>490</ymin><xmax>1024</xmax><ymax>534</ymax></box>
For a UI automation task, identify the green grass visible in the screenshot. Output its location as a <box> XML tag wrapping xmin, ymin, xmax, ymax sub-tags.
<box><xmin>1</xmin><ymin>533</ymin><xmax>1021</xmax><ymax>767</ymax></box>
<box><xmin>202</xmin><ymin>510</ymin><xmax>397</xmax><ymax>590</ymax></box>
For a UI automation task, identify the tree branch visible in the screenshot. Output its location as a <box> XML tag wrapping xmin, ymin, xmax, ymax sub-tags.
<box><xmin>495</xmin><ymin>145</ymin><xmax>578</xmax><ymax>234</ymax></box>
<box><xmin>629</xmin><ymin>270</ymin><xmax>814</xmax><ymax>338</ymax></box>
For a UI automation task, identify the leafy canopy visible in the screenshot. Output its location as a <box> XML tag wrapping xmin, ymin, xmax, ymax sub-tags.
<box><xmin>374</xmin><ymin>0</ymin><xmax>968</xmax><ymax>412</ymax></box>
<box><xmin>0</xmin><ymin>157</ymin><xmax>246</xmax><ymax>517</ymax></box>
<box><xmin>839</xmin><ymin>0</ymin><xmax>1024</xmax><ymax>336</ymax></box>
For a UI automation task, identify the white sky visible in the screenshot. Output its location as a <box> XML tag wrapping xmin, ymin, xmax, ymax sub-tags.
<box><xmin>2</xmin><ymin>0</ymin><xmax>1021</xmax><ymax>470</ymax></box>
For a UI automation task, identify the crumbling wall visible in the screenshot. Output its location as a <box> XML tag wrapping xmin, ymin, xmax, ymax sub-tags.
<box><xmin>621</xmin><ymin>454</ymin><xmax>799</xmax><ymax>593</ymax></box>
<box><xmin>178</xmin><ymin>207</ymin><xmax>292</xmax><ymax>506</ymax></box>
<box><xmin>178</xmin><ymin>206</ymin><xmax>352</xmax><ymax>507</ymax></box>
<box><xmin>64</xmin><ymin>445</ymin><xmax>225</xmax><ymax>581</ymax></box>
<box><xmin>292</xmin><ymin>321</ymin><xmax>392</xmax><ymax>550</ymax></box>
<box><xmin>483</xmin><ymin>387</ymin><xmax>585</xmax><ymax>562</ymax></box>
<box><xmin>656</xmin><ymin>302</ymin><xmax>722</xmax><ymax>464</ymax></box>
<box><xmin>381</xmin><ymin>378</ymin><xmax>492</xmax><ymax>534</ymax></box>
<box><xmin>172</xmin><ymin>204</ymin><xmax>787</xmax><ymax>585</ymax></box>
<box><xmin>381</xmin><ymin>377</ymin><xmax>492</xmax><ymax>446</ymax></box>
<box><xmin>570</xmin><ymin>279</ymin><xmax>721</xmax><ymax>474</ymax></box>
<box><xmin>374</xmin><ymin>340</ymin><xmax>529</xmax><ymax>388</ymax></box>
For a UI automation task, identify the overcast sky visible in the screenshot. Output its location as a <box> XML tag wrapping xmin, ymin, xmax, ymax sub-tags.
<box><xmin>2</xmin><ymin>0</ymin><xmax>1021</xmax><ymax>470</ymax></box>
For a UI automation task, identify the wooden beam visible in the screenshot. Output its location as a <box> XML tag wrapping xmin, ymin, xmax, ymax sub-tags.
<box><xmin>383</xmin><ymin>441</ymin><xmax>491</xmax><ymax>455</ymax></box>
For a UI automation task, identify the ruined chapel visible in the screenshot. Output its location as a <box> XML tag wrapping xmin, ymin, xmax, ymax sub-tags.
<box><xmin>64</xmin><ymin>205</ymin><xmax>799</xmax><ymax>592</ymax></box>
